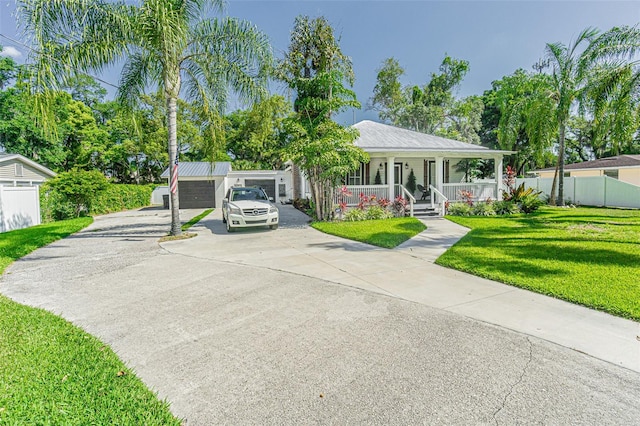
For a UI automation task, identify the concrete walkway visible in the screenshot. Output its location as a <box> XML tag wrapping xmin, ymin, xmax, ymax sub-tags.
<box><xmin>166</xmin><ymin>206</ymin><xmax>640</xmax><ymax>373</ymax></box>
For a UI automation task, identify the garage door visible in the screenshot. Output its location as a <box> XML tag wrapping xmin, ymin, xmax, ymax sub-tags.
<box><xmin>178</xmin><ymin>180</ymin><xmax>215</xmax><ymax>209</ymax></box>
<box><xmin>245</xmin><ymin>179</ymin><xmax>276</xmax><ymax>200</ymax></box>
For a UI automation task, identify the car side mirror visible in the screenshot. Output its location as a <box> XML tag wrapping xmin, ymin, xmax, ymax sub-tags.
<box><xmin>269</xmin><ymin>197</ymin><xmax>274</xmax><ymax>202</ymax></box>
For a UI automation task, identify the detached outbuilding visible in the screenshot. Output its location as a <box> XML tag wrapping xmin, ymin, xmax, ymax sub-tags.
<box><xmin>0</xmin><ymin>153</ymin><xmax>57</xmax><ymax>232</ymax></box>
<box><xmin>160</xmin><ymin>162</ymin><xmax>230</xmax><ymax>209</ymax></box>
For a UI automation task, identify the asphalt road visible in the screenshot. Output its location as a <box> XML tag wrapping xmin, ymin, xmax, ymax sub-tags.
<box><xmin>2</xmin><ymin>207</ymin><xmax>639</xmax><ymax>425</ymax></box>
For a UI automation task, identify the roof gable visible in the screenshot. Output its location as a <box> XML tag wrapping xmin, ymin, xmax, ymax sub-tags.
<box><xmin>0</xmin><ymin>153</ymin><xmax>57</xmax><ymax>178</ymax></box>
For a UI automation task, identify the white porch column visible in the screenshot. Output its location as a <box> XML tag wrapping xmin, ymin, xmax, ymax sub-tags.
<box><xmin>386</xmin><ymin>156</ymin><xmax>395</xmax><ymax>200</ymax></box>
<box><xmin>495</xmin><ymin>155</ymin><xmax>504</xmax><ymax>201</ymax></box>
<box><xmin>435</xmin><ymin>156</ymin><xmax>444</xmax><ymax>203</ymax></box>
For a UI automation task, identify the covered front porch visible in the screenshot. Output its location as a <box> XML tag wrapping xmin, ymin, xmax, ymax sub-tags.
<box><xmin>338</xmin><ymin>154</ymin><xmax>505</xmax><ymax>215</ymax></box>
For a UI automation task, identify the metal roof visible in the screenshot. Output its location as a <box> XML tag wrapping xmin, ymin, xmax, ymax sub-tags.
<box><xmin>536</xmin><ymin>155</ymin><xmax>640</xmax><ymax>172</ymax></box>
<box><xmin>353</xmin><ymin>120</ymin><xmax>511</xmax><ymax>154</ymax></box>
<box><xmin>160</xmin><ymin>161</ymin><xmax>231</xmax><ymax>178</ymax></box>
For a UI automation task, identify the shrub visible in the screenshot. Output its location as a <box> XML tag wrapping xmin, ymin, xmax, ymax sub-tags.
<box><xmin>406</xmin><ymin>168</ymin><xmax>417</xmax><ymax>195</ymax></box>
<box><xmin>519</xmin><ymin>194</ymin><xmax>544</xmax><ymax>213</ymax></box>
<box><xmin>493</xmin><ymin>200</ymin><xmax>520</xmax><ymax>215</ymax></box>
<box><xmin>472</xmin><ymin>202</ymin><xmax>496</xmax><ymax>216</ymax></box>
<box><xmin>42</xmin><ymin>170</ymin><xmax>109</xmax><ymax>219</ymax></box>
<box><xmin>447</xmin><ymin>202</ymin><xmax>473</xmax><ymax>216</ymax></box>
<box><xmin>391</xmin><ymin>196</ymin><xmax>409</xmax><ymax>217</ymax></box>
<box><xmin>374</xmin><ymin>169</ymin><xmax>382</xmax><ymax>185</ymax></box>
<box><xmin>364</xmin><ymin>205</ymin><xmax>393</xmax><ymax>220</ymax></box>
<box><xmin>344</xmin><ymin>208</ymin><xmax>367</xmax><ymax>222</ymax></box>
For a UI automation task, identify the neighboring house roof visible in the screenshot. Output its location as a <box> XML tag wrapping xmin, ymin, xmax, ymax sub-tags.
<box><xmin>160</xmin><ymin>161</ymin><xmax>231</xmax><ymax>178</ymax></box>
<box><xmin>0</xmin><ymin>153</ymin><xmax>57</xmax><ymax>178</ymax></box>
<box><xmin>536</xmin><ymin>155</ymin><xmax>640</xmax><ymax>172</ymax></box>
<box><xmin>352</xmin><ymin>120</ymin><xmax>511</xmax><ymax>155</ymax></box>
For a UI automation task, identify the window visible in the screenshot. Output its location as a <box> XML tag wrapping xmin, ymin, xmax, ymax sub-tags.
<box><xmin>346</xmin><ymin>164</ymin><xmax>364</xmax><ymax>186</ymax></box>
<box><xmin>15</xmin><ymin>163</ymin><xmax>24</xmax><ymax>177</ymax></box>
<box><xmin>603</xmin><ymin>169</ymin><xmax>619</xmax><ymax>179</ymax></box>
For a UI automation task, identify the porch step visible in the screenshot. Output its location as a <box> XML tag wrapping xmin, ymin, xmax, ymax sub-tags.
<box><xmin>411</xmin><ymin>204</ymin><xmax>441</xmax><ymax>217</ymax></box>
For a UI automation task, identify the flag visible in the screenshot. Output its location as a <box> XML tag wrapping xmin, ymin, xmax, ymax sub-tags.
<box><xmin>170</xmin><ymin>158</ymin><xmax>178</xmax><ymax>194</ymax></box>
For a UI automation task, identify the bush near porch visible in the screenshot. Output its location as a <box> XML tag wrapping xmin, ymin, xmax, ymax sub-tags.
<box><xmin>437</xmin><ymin>207</ymin><xmax>640</xmax><ymax>321</ymax></box>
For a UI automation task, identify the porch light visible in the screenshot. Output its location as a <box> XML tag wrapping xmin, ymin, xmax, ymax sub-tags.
<box><xmin>405</xmin><ymin>162</ymin><xmax>409</xmax><ymax>170</ymax></box>
<box><xmin>379</xmin><ymin>162</ymin><xmax>383</xmax><ymax>169</ymax></box>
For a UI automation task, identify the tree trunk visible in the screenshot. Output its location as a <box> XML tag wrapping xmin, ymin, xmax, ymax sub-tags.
<box><xmin>549</xmin><ymin>162</ymin><xmax>559</xmax><ymax>206</ymax></box>
<box><xmin>167</xmin><ymin>93</ymin><xmax>181</xmax><ymax>236</ymax></box>
<box><xmin>557</xmin><ymin>122</ymin><xmax>566</xmax><ymax>207</ymax></box>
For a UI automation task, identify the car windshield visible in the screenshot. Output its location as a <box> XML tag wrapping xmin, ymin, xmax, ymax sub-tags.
<box><xmin>231</xmin><ymin>188</ymin><xmax>268</xmax><ymax>202</ymax></box>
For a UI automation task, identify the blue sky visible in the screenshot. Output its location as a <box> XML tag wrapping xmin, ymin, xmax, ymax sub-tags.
<box><xmin>2</xmin><ymin>1</ymin><xmax>640</xmax><ymax>124</ymax></box>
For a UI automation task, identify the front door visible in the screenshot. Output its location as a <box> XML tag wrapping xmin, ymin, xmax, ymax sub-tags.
<box><xmin>428</xmin><ymin>161</ymin><xmax>436</xmax><ymax>188</ymax></box>
<box><xmin>394</xmin><ymin>163</ymin><xmax>403</xmax><ymax>197</ymax></box>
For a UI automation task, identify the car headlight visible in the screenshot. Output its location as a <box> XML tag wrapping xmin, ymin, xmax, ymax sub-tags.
<box><xmin>269</xmin><ymin>206</ymin><xmax>278</xmax><ymax>214</ymax></box>
<box><xmin>229</xmin><ymin>204</ymin><xmax>241</xmax><ymax>215</ymax></box>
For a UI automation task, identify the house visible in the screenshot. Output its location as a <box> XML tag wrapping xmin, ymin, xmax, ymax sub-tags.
<box><xmin>160</xmin><ymin>120</ymin><xmax>511</xmax><ymax>213</ymax></box>
<box><xmin>534</xmin><ymin>155</ymin><xmax>640</xmax><ymax>186</ymax></box>
<box><xmin>0</xmin><ymin>153</ymin><xmax>57</xmax><ymax>186</ymax></box>
<box><xmin>0</xmin><ymin>153</ymin><xmax>57</xmax><ymax>232</ymax></box>
<box><xmin>293</xmin><ymin>120</ymin><xmax>512</xmax><ymax>208</ymax></box>
<box><xmin>159</xmin><ymin>162</ymin><xmax>292</xmax><ymax>209</ymax></box>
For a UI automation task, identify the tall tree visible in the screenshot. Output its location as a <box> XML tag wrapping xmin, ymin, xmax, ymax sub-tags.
<box><xmin>369</xmin><ymin>55</ymin><xmax>481</xmax><ymax>143</ymax></box>
<box><xmin>225</xmin><ymin>95</ymin><xmax>291</xmax><ymax>170</ymax></box>
<box><xmin>545</xmin><ymin>26</ymin><xmax>640</xmax><ymax>205</ymax></box>
<box><xmin>489</xmin><ymin>69</ymin><xmax>557</xmax><ymax>174</ymax></box>
<box><xmin>279</xmin><ymin>16</ymin><xmax>367</xmax><ymax>221</ymax></box>
<box><xmin>18</xmin><ymin>0</ymin><xmax>272</xmax><ymax>235</ymax></box>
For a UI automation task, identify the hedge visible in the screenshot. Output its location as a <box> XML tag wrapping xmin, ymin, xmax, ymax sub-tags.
<box><xmin>90</xmin><ymin>184</ymin><xmax>154</xmax><ymax>215</ymax></box>
<box><xmin>41</xmin><ymin>183</ymin><xmax>154</xmax><ymax>222</ymax></box>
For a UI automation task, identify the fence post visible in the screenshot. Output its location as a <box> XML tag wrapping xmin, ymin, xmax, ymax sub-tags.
<box><xmin>603</xmin><ymin>176</ymin><xmax>607</xmax><ymax>207</ymax></box>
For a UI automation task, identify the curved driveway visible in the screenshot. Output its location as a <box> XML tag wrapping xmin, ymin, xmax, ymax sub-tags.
<box><xmin>2</xmin><ymin>206</ymin><xmax>639</xmax><ymax>424</ymax></box>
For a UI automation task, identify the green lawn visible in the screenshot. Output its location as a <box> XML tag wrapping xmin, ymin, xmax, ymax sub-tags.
<box><xmin>0</xmin><ymin>219</ymin><xmax>180</xmax><ymax>424</ymax></box>
<box><xmin>182</xmin><ymin>208</ymin><xmax>214</xmax><ymax>231</ymax></box>
<box><xmin>437</xmin><ymin>207</ymin><xmax>640</xmax><ymax>321</ymax></box>
<box><xmin>312</xmin><ymin>217</ymin><xmax>427</xmax><ymax>248</ymax></box>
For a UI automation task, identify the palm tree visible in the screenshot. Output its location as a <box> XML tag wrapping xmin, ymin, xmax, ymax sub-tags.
<box><xmin>545</xmin><ymin>26</ymin><xmax>640</xmax><ymax>205</ymax></box>
<box><xmin>18</xmin><ymin>0</ymin><xmax>272</xmax><ymax>235</ymax></box>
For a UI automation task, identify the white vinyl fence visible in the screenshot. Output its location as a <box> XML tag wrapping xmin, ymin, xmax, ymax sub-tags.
<box><xmin>517</xmin><ymin>176</ymin><xmax>640</xmax><ymax>209</ymax></box>
<box><xmin>0</xmin><ymin>185</ymin><xmax>41</xmax><ymax>233</ymax></box>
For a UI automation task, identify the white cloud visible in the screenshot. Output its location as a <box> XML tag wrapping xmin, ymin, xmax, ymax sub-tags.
<box><xmin>0</xmin><ymin>46</ymin><xmax>22</xmax><ymax>58</ymax></box>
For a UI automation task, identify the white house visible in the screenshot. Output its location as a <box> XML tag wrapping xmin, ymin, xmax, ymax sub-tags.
<box><xmin>292</xmin><ymin>120</ymin><xmax>512</xmax><ymax>210</ymax></box>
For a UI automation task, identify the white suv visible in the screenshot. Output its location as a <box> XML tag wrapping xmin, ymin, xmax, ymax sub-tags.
<box><xmin>222</xmin><ymin>187</ymin><xmax>279</xmax><ymax>232</ymax></box>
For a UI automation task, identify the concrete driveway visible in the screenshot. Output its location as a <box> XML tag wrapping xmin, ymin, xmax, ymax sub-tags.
<box><xmin>2</xmin><ymin>206</ymin><xmax>640</xmax><ymax>424</ymax></box>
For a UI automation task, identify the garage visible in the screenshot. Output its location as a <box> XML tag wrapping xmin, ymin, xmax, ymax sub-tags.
<box><xmin>178</xmin><ymin>180</ymin><xmax>215</xmax><ymax>208</ymax></box>
<box><xmin>245</xmin><ymin>179</ymin><xmax>276</xmax><ymax>200</ymax></box>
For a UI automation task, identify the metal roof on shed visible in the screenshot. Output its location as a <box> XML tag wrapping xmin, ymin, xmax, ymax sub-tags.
<box><xmin>161</xmin><ymin>161</ymin><xmax>231</xmax><ymax>178</ymax></box>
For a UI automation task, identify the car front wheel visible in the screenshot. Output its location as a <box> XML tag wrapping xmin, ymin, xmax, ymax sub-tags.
<box><xmin>270</xmin><ymin>224</ymin><xmax>278</xmax><ymax>230</ymax></box>
<box><xmin>226</xmin><ymin>219</ymin><xmax>235</xmax><ymax>233</ymax></box>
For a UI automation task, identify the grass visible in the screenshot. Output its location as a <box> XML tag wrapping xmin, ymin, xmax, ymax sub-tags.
<box><xmin>437</xmin><ymin>207</ymin><xmax>640</xmax><ymax>321</ymax></box>
<box><xmin>181</xmin><ymin>208</ymin><xmax>214</xmax><ymax>231</ymax></box>
<box><xmin>0</xmin><ymin>219</ymin><xmax>181</xmax><ymax>424</ymax></box>
<box><xmin>312</xmin><ymin>217</ymin><xmax>427</xmax><ymax>248</ymax></box>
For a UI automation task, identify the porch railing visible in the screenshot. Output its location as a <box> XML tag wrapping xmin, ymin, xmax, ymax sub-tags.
<box><xmin>335</xmin><ymin>184</ymin><xmax>415</xmax><ymax>217</ymax></box>
<box><xmin>429</xmin><ymin>185</ymin><xmax>448</xmax><ymax>216</ymax></box>
<box><xmin>442</xmin><ymin>182</ymin><xmax>498</xmax><ymax>202</ymax></box>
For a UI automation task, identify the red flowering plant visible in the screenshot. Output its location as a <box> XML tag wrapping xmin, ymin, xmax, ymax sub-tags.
<box><xmin>391</xmin><ymin>196</ymin><xmax>408</xmax><ymax>217</ymax></box>
<box><xmin>335</xmin><ymin>186</ymin><xmax>353</xmax><ymax>219</ymax></box>
<box><xmin>458</xmin><ymin>189</ymin><xmax>474</xmax><ymax>206</ymax></box>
